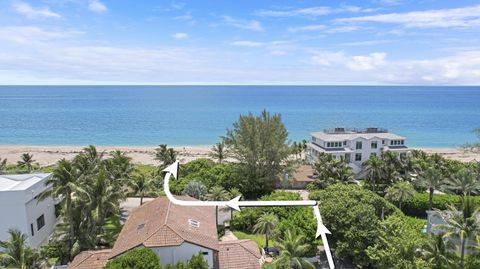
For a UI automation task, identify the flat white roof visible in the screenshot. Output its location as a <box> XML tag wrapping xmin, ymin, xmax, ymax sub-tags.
<box><xmin>311</xmin><ymin>131</ymin><xmax>405</xmax><ymax>141</ymax></box>
<box><xmin>0</xmin><ymin>173</ymin><xmax>51</xmax><ymax>191</ymax></box>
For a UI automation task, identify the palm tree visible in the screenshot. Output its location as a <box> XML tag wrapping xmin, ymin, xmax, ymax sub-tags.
<box><xmin>17</xmin><ymin>153</ymin><xmax>35</xmax><ymax>172</ymax></box>
<box><xmin>0</xmin><ymin>157</ymin><xmax>7</xmax><ymax>173</ymax></box>
<box><xmin>385</xmin><ymin>181</ymin><xmax>416</xmax><ymax>210</ymax></box>
<box><xmin>253</xmin><ymin>212</ymin><xmax>278</xmax><ymax>249</ymax></box>
<box><xmin>417</xmin><ymin>232</ymin><xmax>455</xmax><ymax>269</ymax></box>
<box><xmin>209</xmin><ymin>141</ymin><xmax>230</xmax><ymax>163</ymax></box>
<box><xmin>129</xmin><ymin>172</ymin><xmax>154</xmax><ymax>205</ymax></box>
<box><xmin>313</xmin><ymin>153</ymin><xmax>355</xmax><ymax>188</ymax></box>
<box><xmin>228</xmin><ymin>188</ymin><xmax>242</xmax><ymax>221</ymax></box>
<box><xmin>182</xmin><ymin>180</ymin><xmax>208</xmax><ymax>200</ymax></box>
<box><xmin>0</xmin><ymin>228</ymin><xmax>41</xmax><ymax>269</ymax></box>
<box><xmin>436</xmin><ymin>198</ymin><xmax>480</xmax><ymax>269</ymax></box>
<box><xmin>155</xmin><ymin>144</ymin><xmax>177</xmax><ymax>168</ymax></box>
<box><xmin>273</xmin><ymin>230</ymin><xmax>315</xmax><ymax>269</ymax></box>
<box><xmin>104</xmin><ymin>150</ymin><xmax>134</xmax><ymax>190</ymax></box>
<box><xmin>363</xmin><ymin>155</ymin><xmax>384</xmax><ymax>191</ymax></box>
<box><xmin>38</xmin><ymin>159</ymin><xmax>85</xmax><ymax>260</ymax></box>
<box><xmin>88</xmin><ymin>171</ymin><xmax>122</xmax><ymax>228</ymax></box>
<box><xmin>445</xmin><ymin>168</ymin><xmax>480</xmax><ymax>205</ymax></box>
<box><xmin>74</xmin><ymin>145</ymin><xmax>104</xmax><ymax>176</ymax></box>
<box><xmin>416</xmin><ymin>167</ymin><xmax>444</xmax><ymax>210</ymax></box>
<box><xmin>207</xmin><ymin>186</ymin><xmax>230</xmax><ymax>226</ymax></box>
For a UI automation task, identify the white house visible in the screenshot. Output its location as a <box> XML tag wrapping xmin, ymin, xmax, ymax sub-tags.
<box><xmin>0</xmin><ymin>173</ymin><xmax>58</xmax><ymax>248</ymax></box>
<box><xmin>306</xmin><ymin>127</ymin><xmax>409</xmax><ymax>176</ymax></box>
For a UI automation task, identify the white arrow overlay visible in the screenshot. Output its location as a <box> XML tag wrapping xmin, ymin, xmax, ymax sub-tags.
<box><xmin>162</xmin><ymin>161</ymin><xmax>335</xmax><ymax>269</ymax></box>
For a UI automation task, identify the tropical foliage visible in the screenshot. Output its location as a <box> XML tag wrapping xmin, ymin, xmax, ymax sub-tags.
<box><xmin>272</xmin><ymin>230</ymin><xmax>315</xmax><ymax>269</ymax></box>
<box><xmin>39</xmin><ymin>146</ymin><xmax>141</xmax><ymax>262</ymax></box>
<box><xmin>0</xmin><ymin>229</ymin><xmax>42</xmax><ymax>269</ymax></box>
<box><xmin>223</xmin><ymin>110</ymin><xmax>291</xmax><ymax>197</ymax></box>
<box><xmin>312</xmin><ymin>152</ymin><xmax>355</xmax><ymax>189</ymax></box>
<box><xmin>104</xmin><ymin>248</ymin><xmax>160</xmax><ymax>269</ymax></box>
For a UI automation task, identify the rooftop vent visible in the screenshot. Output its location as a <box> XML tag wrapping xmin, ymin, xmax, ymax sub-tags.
<box><xmin>137</xmin><ymin>223</ymin><xmax>145</xmax><ymax>230</ymax></box>
<box><xmin>188</xmin><ymin>219</ymin><xmax>200</xmax><ymax>228</ymax></box>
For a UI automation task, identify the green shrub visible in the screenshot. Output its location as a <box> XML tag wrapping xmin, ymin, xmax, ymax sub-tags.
<box><xmin>186</xmin><ymin>253</ymin><xmax>208</xmax><ymax>269</ymax></box>
<box><xmin>366</xmin><ymin>212</ymin><xmax>430</xmax><ymax>269</ymax></box>
<box><xmin>309</xmin><ymin>184</ymin><xmax>399</xmax><ymax>267</ymax></box>
<box><xmin>104</xmin><ymin>248</ymin><xmax>160</xmax><ymax>269</ymax></box>
<box><xmin>401</xmin><ymin>193</ymin><xmax>471</xmax><ymax>217</ymax></box>
<box><xmin>231</xmin><ymin>191</ymin><xmax>318</xmax><ymax>255</ymax></box>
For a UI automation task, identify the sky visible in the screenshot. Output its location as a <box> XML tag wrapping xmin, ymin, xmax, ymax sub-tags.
<box><xmin>0</xmin><ymin>0</ymin><xmax>480</xmax><ymax>85</ymax></box>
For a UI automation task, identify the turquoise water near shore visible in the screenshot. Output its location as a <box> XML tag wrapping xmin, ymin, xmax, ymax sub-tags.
<box><xmin>0</xmin><ymin>86</ymin><xmax>479</xmax><ymax>147</ymax></box>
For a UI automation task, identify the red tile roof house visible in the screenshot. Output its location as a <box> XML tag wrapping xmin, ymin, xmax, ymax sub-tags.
<box><xmin>69</xmin><ymin>196</ymin><xmax>262</xmax><ymax>269</ymax></box>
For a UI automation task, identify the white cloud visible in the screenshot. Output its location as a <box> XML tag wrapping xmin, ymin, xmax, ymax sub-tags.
<box><xmin>173</xmin><ymin>32</ymin><xmax>188</xmax><ymax>40</ymax></box>
<box><xmin>1</xmin><ymin>26</ymin><xmax>480</xmax><ymax>85</ymax></box>
<box><xmin>256</xmin><ymin>5</ymin><xmax>378</xmax><ymax>18</ymax></box>
<box><xmin>340</xmin><ymin>40</ymin><xmax>393</xmax><ymax>46</ymax></box>
<box><xmin>221</xmin><ymin>16</ymin><xmax>264</xmax><ymax>32</ymax></box>
<box><xmin>231</xmin><ymin>41</ymin><xmax>265</xmax><ymax>47</ymax></box>
<box><xmin>309</xmin><ymin>50</ymin><xmax>480</xmax><ymax>84</ymax></box>
<box><xmin>88</xmin><ymin>0</ymin><xmax>107</xmax><ymax>13</ymax></box>
<box><xmin>13</xmin><ymin>1</ymin><xmax>61</xmax><ymax>19</ymax></box>
<box><xmin>287</xmin><ymin>25</ymin><xmax>326</xmax><ymax>33</ymax></box>
<box><xmin>257</xmin><ymin>6</ymin><xmax>332</xmax><ymax>17</ymax></box>
<box><xmin>324</xmin><ymin>26</ymin><xmax>361</xmax><ymax>33</ymax></box>
<box><xmin>310</xmin><ymin>51</ymin><xmax>386</xmax><ymax>71</ymax></box>
<box><xmin>336</xmin><ymin>4</ymin><xmax>480</xmax><ymax>28</ymax></box>
<box><xmin>0</xmin><ymin>26</ymin><xmax>81</xmax><ymax>43</ymax></box>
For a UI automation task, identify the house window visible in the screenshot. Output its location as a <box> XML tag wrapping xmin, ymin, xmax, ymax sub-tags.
<box><xmin>400</xmin><ymin>140</ymin><xmax>404</xmax><ymax>145</ymax></box>
<box><xmin>356</xmin><ymin>141</ymin><xmax>362</xmax><ymax>150</ymax></box>
<box><xmin>343</xmin><ymin>141</ymin><xmax>347</xmax><ymax>146</ymax></box>
<box><xmin>355</xmin><ymin>153</ymin><xmax>362</xmax><ymax>161</ymax></box>
<box><xmin>37</xmin><ymin>215</ymin><xmax>45</xmax><ymax>231</ymax></box>
<box><xmin>31</xmin><ymin>224</ymin><xmax>34</xmax><ymax>236</ymax></box>
<box><xmin>371</xmin><ymin>141</ymin><xmax>377</xmax><ymax>149</ymax></box>
<box><xmin>188</xmin><ymin>219</ymin><xmax>200</xmax><ymax>228</ymax></box>
<box><xmin>54</xmin><ymin>204</ymin><xmax>61</xmax><ymax>218</ymax></box>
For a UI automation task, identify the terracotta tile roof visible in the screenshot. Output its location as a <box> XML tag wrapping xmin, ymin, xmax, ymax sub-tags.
<box><xmin>109</xmin><ymin>196</ymin><xmax>219</xmax><ymax>258</ymax></box>
<box><xmin>68</xmin><ymin>249</ymin><xmax>111</xmax><ymax>269</ymax></box>
<box><xmin>219</xmin><ymin>240</ymin><xmax>262</xmax><ymax>269</ymax></box>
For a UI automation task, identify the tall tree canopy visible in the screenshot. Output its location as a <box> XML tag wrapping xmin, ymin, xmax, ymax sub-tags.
<box><xmin>223</xmin><ymin>110</ymin><xmax>291</xmax><ymax>197</ymax></box>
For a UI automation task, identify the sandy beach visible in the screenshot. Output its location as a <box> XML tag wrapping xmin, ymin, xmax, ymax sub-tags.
<box><xmin>0</xmin><ymin>145</ymin><xmax>479</xmax><ymax>167</ymax></box>
<box><xmin>0</xmin><ymin>145</ymin><xmax>213</xmax><ymax>166</ymax></box>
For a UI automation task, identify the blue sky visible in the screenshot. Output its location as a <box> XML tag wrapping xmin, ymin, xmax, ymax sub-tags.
<box><xmin>1</xmin><ymin>0</ymin><xmax>480</xmax><ymax>85</ymax></box>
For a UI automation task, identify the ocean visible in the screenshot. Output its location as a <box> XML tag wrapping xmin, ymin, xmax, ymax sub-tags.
<box><xmin>0</xmin><ymin>86</ymin><xmax>478</xmax><ymax>148</ymax></box>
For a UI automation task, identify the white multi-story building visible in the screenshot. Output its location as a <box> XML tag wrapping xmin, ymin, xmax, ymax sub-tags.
<box><xmin>306</xmin><ymin>128</ymin><xmax>409</xmax><ymax>176</ymax></box>
<box><xmin>0</xmin><ymin>173</ymin><xmax>58</xmax><ymax>248</ymax></box>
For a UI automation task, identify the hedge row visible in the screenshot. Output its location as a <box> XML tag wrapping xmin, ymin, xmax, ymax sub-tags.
<box><xmin>401</xmin><ymin>193</ymin><xmax>480</xmax><ymax>217</ymax></box>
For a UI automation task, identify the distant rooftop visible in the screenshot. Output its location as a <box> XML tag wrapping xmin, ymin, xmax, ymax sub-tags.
<box><xmin>323</xmin><ymin>127</ymin><xmax>389</xmax><ymax>134</ymax></box>
<box><xmin>0</xmin><ymin>173</ymin><xmax>51</xmax><ymax>191</ymax></box>
<box><xmin>312</xmin><ymin>127</ymin><xmax>405</xmax><ymax>141</ymax></box>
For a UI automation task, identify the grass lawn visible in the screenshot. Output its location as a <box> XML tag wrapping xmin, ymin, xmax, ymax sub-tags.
<box><xmin>232</xmin><ymin>231</ymin><xmax>277</xmax><ymax>248</ymax></box>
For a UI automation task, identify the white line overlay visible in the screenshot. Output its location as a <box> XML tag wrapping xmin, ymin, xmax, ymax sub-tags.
<box><xmin>163</xmin><ymin>161</ymin><xmax>335</xmax><ymax>269</ymax></box>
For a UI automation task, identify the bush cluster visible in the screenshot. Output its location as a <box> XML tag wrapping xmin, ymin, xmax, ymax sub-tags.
<box><xmin>401</xmin><ymin>193</ymin><xmax>480</xmax><ymax>217</ymax></box>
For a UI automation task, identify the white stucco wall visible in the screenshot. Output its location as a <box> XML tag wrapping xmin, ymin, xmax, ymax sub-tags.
<box><xmin>152</xmin><ymin>242</ymin><xmax>215</xmax><ymax>268</ymax></box>
<box><xmin>0</xmin><ymin>175</ymin><xmax>57</xmax><ymax>248</ymax></box>
<box><xmin>0</xmin><ymin>192</ymin><xmax>29</xmax><ymax>243</ymax></box>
